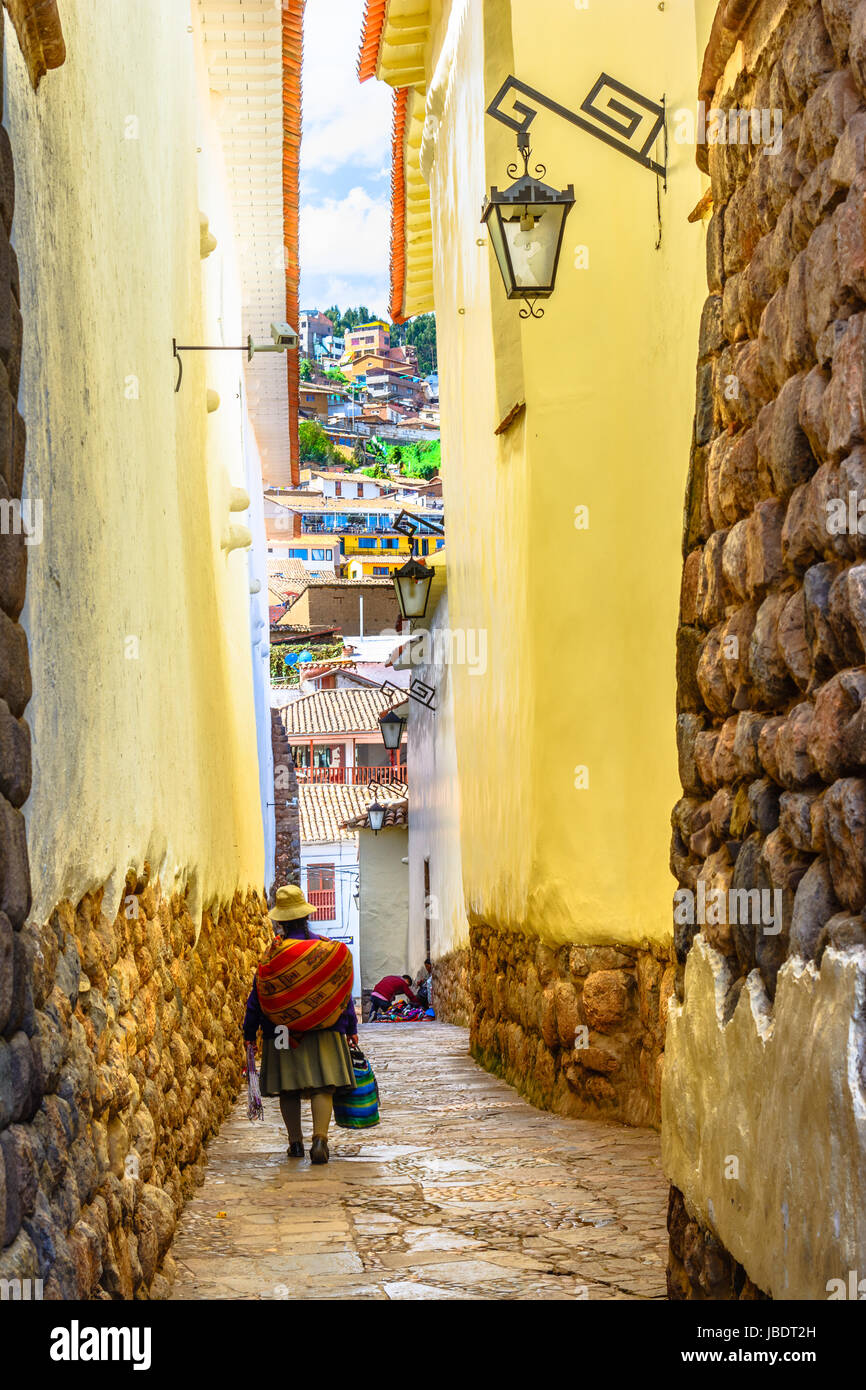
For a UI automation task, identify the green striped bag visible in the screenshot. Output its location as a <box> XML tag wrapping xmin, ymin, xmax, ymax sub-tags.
<box><xmin>334</xmin><ymin>1049</ymin><xmax>380</xmax><ymax>1129</ymax></box>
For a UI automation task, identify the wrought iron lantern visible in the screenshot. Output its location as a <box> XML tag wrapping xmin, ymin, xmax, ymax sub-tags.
<box><xmin>379</xmin><ymin>707</ymin><xmax>407</xmax><ymax>752</ymax></box>
<box><xmin>367</xmin><ymin>800</ymin><xmax>386</xmax><ymax>835</ymax></box>
<box><xmin>393</xmin><ymin>556</ymin><xmax>434</xmax><ymax>620</ymax></box>
<box><xmin>482</xmin><ymin>130</ymin><xmax>575</xmax><ymax>318</ymax></box>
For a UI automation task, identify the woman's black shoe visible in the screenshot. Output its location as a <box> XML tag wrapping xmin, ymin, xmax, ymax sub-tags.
<box><xmin>310</xmin><ymin>1136</ymin><xmax>329</xmax><ymax>1165</ymax></box>
<box><xmin>287</xmin><ymin>1141</ymin><xmax>304</xmax><ymax>1158</ymax></box>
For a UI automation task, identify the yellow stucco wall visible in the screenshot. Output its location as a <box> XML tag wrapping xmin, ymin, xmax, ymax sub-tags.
<box><xmin>357</xmin><ymin>826</ymin><xmax>411</xmax><ymax>990</ymax></box>
<box><xmin>420</xmin><ymin>0</ymin><xmax>708</xmax><ymax>948</ymax></box>
<box><xmin>7</xmin><ymin>0</ymin><xmax>265</xmax><ymax>922</ymax></box>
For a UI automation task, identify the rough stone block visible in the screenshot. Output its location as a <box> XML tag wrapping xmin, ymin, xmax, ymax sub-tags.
<box><xmin>0</xmin><ymin>698</ymin><xmax>29</xmax><ymax>807</ymax></box>
<box><xmin>775</xmin><ymin>701</ymin><xmax>820</xmax><ymax>789</ymax></box>
<box><xmin>0</xmin><ymin>608</ymin><xmax>30</xmax><ymax>717</ymax></box>
<box><xmin>822</xmin><ymin>312</ymin><xmax>866</xmax><ymax>458</ymax></box>
<box><xmin>809</xmin><ymin>667</ymin><xmax>866</xmax><ymax>779</ymax></box>
<box><xmin>0</xmin><ymin>795</ymin><xmax>30</xmax><ymax>928</ymax></box>
<box><xmin>581</xmin><ymin>970</ymin><xmax>631</xmax><ymax>1033</ymax></box>
<box><xmin>822</xmin><ymin>776</ymin><xmax>866</xmax><ymax>908</ymax></box>
<box><xmin>822</xmin><ymin>0</ymin><xmax>860</xmax><ymax>67</ymax></box>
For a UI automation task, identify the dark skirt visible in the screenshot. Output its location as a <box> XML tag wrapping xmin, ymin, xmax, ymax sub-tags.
<box><xmin>259</xmin><ymin>1028</ymin><xmax>354</xmax><ymax>1096</ymax></box>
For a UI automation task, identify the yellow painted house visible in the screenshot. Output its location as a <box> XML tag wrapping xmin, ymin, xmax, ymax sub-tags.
<box><xmin>361</xmin><ymin>0</ymin><xmax>715</xmax><ymax>1125</ymax></box>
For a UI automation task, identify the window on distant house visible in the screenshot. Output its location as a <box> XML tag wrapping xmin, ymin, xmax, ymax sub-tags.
<box><xmin>373</xmin><ymin>567</ymin><xmax>389</xmax><ymax>575</ymax></box>
<box><xmin>358</xmin><ymin>538</ymin><xmax>375</xmax><ymax>549</ymax></box>
<box><xmin>307</xmin><ymin>864</ymin><xmax>336</xmax><ymax>921</ymax></box>
<box><xmin>335</xmin><ymin>482</ymin><xmax>342</xmax><ymax>497</ymax></box>
<box><xmin>312</xmin><ymin>549</ymin><xmax>327</xmax><ymax>561</ymax></box>
<box><xmin>289</xmin><ymin>548</ymin><xmax>307</xmax><ymax>558</ymax></box>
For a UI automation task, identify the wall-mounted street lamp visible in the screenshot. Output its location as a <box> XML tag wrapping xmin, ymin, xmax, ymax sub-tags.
<box><xmin>173</xmin><ymin>321</ymin><xmax>299</xmax><ymax>391</ymax></box>
<box><xmin>483</xmin><ymin>74</ymin><xmax>666</xmax><ymax>317</ymax></box>
<box><xmin>379</xmin><ymin>707</ymin><xmax>407</xmax><ymax>752</ymax></box>
<box><xmin>393</xmin><ymin>556</ymin><xmax>434</xmax><ymax>621</ymax></box>
<box><xmin>482</xmin><ymin>131</ymin><xmax>574</xmax><ymax>319</ymax></box>
<box><xmin>367</xmin><ymin>800</ymin><xmax>386</xmax><ymax>835</ymax></box>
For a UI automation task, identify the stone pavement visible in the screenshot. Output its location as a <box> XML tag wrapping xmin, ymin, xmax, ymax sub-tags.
<box><xmin>169</xmin><ymin>1023</ymin><xmax>668</xmax><ymax>1300</ymax></box>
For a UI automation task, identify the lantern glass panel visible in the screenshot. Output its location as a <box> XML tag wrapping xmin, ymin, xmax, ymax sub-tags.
<box><xmin>379</xmin><ymin>712</ymin><xmax>405</xmax><ymax>750</ymax></box>
<box><xmin>486</xmin><ymin>206</ymin><xmax>512</xmax><ymax>293</ymax></box>
<box><xmin>500</xmin><ymin>203</ymin><xmax>567</xmax><ymax>294</ymax></box>
<box><xmin>395</xmin><ymin>568</ymin><xmax>433</xmax><ymax>619</ymax></box>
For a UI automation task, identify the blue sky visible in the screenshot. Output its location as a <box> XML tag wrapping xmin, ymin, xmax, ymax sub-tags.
<box><xmin>299</xmin><ymin>1</ymin><xmax>393</xmax><ymax>319</ymax></box>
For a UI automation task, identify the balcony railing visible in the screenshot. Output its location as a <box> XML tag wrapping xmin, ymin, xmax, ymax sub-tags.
<box><xmin>294</xmin><ymin>764</ymin><xmax>407</xmax><ymax>785</ymax></box>
<box><xmin>307</xmin><ymin>889</ymin><xmax>336</xmax><ymax>921</ymax></box>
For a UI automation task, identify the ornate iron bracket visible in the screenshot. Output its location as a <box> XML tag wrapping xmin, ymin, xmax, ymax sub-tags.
<box><xmin>393</xmin><ymin>508</ymin><xmax>445</xmax><ymax>539</ymax></box>
<box><xmin>380</xmin><ymin>677</ymin><xmax>437</xmax><ymax>713</ymax></box>
<box><xmin>487</xmin><ymin>73</ymin><xmax>666</xmax><ymax>180</ymax></box>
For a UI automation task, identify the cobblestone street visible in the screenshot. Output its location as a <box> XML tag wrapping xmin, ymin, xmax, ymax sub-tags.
<box><xmin>169</xmin><ymin>1024</ymin><xmax>668</xmax><ymax>1300</ymax></box>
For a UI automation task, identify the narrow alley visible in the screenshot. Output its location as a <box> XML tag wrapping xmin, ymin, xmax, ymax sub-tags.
<box><xmin>169</xmin><ymin>1025</ymin><xmax>668</xmax><ymax>1301</ymax></box>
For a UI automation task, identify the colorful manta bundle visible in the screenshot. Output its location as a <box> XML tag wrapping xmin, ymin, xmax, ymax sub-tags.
<box><xmin>257</xmin><ymin>936</ymin><xmax>353</xmax><ymax>1046</ymax></box>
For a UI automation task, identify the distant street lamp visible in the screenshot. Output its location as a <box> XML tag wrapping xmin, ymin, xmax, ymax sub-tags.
<box><xmin>379</xmin><ymin>707</ymin><xmax>407</xmax><ymax>752</ymax></box>
<box><xmin>393</xmin><ymin>556</ymin><xmax>434</xmax><ymax>620</ymax></box>
<box><xmin>482</xmin><ymin>130</ymin><xmax>575</xmax><ymax>319</ymax></box>
<box><xmin>368</xmin><ymin>800</ymin><xmax>386</xmax><ymax>834</ymax></box>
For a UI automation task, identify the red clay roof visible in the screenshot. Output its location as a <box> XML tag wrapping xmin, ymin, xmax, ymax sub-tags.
<box><xmin>342</xmin><ymin>797</ymin><xmax>408</xmax><ymax>829</ymax></box>
<box><xmin>358</xmin><ymin>0</ymin><xmax>387</xmax><ymax>82</ymax></box>
<box><xmin>283</xmin><ymin>0</ymin><xmax>304</xmax><ymax>485</ymax></box>
<box><xmin>389</xmin><ymin>87</ymin><xmax>409</xmax><ymax>324</ymax></box>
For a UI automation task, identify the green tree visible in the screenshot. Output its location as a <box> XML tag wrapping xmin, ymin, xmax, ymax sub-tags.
<box><xmin>384</xmin><ymin>439</ymin><xmax>440</xmax><ymax>479</ymax></box>
<box><xmin>299</xmin><ymin>357</ymin><xmax>314</xmax><ymax>381</ymax></box>
<box><xmin>391</xmin><ymin>312</ymin><xmax>437</xmax><ymax>375</ymax></box>
<box><xmin>298</xmin><ymin>420</ymin><xmax>341</xmax><ymax>464</ymax></box>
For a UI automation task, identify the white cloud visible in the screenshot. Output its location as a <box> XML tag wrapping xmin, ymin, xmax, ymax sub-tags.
<box><xmin>299</xmin><ymin>2</ymin><xmax>392</xmax><ymax>313</ymax></box>
<box><xmin>300</xmin><ymin>186</ymin><xmax>390</xmax><ymax>312</ymax></box>
<box><xmin>302</xmin><ymin>0</ymin><xmax>392</xmax><ymax>176</ymax></box>
<box><xmin>301</xmin><ymin>186</ymin><xmax>388</xmax><ymax>276</ymax></box>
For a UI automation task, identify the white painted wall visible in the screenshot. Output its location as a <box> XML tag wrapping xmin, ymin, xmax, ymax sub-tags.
<box><xmin>407</xmin><ymin>590</ymin><xmax>469</xmax><ymax>968</ymax></box>
<box><xmin>300</xmin><ymin>839</ymin><xmax>361</xmax><ymax>997</ymax></box>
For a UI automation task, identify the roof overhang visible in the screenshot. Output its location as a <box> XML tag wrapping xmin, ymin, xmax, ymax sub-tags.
<box><xmin>358</xmin><ymin>1</ymin><xmax>435</xmax><ymax>323</ymax></box>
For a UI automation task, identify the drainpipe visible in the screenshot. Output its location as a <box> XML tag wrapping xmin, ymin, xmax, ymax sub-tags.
<box><xmin>359</xmin><ymin>592</ymin><xmax>364</xmax><ymax>637</ymax></box>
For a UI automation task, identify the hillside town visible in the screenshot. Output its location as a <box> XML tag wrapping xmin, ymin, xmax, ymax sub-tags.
<box><xmin>0</xmin><ymin>0</ymin><xmax>863</xmax><ymax>1343</ymax></box>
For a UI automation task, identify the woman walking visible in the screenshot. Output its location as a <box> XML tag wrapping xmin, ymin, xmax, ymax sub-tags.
<box><xmin>244</xmin><ymin>885</ymin><xmax>358</xmax><ymax>1165</ymax></box>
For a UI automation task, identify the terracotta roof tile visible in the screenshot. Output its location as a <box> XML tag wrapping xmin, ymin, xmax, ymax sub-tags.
<box><xmin>357</xmin><ymin>0</ymin><xmax>387</xmax><ymax>82</ymax></box>
<box><xmin>342</xmin><ymin>797</ymin><xmax>408</xmax><ymax>830</ymax></box>
<box><xmin>281</xmin><ymin>687</ymin><xmax>395</xmax><ymax>736</ymax></box>
<box><xmin>299</xmin><ymin>781</ymin><xmax>406</xmax><ymax>842</ymax></box>
<box><xmin>283</xmin><ymin>0</ymin><xmax>304</xmax><ymax>483</ymax></box>
<box><xmin>389</xmin><ymin>87</ymin><xmax>409</xmax><ymax>324</ymax></box>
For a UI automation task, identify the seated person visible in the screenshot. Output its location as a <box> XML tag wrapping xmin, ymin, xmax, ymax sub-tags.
<box><xmin>414</xmin><ymin>959</ymin><xmax>433</xmax><ymax>1007</ymax></box>
<box><xmin>369</xmin><ymin>973</ymin><xmax>417</xmax><ymax>1020</ymax></box>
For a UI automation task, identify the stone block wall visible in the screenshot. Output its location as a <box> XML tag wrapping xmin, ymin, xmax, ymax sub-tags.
<box><xmin>271</xmin><ymin>708</ymin><xmax>300</xmax><ymax>892</ymax></box>
<box><xmin>0</xmin><ymin>871</ymin><xmax>269</xmax><ymax>1298</ymax></box>
<box><xmin>666</xmin><ymin>0</ymin><xmax>866</xmax><ymax>1299</ymax></box>
<box><xmin>431</xmin><ymin>949</ymin><xmax>471</xmax><ymax>1026</ymax></box>
<box><xmin>468</xmin><ymin>925</ymin><xmax>674</xmax><ymax>1129</ymax></box>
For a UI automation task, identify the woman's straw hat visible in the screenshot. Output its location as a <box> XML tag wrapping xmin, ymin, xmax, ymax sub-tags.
<box><xmin>269</xmin><ymin>884</ymin><xmax>316</xmax><ymax>922</ymax></box>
